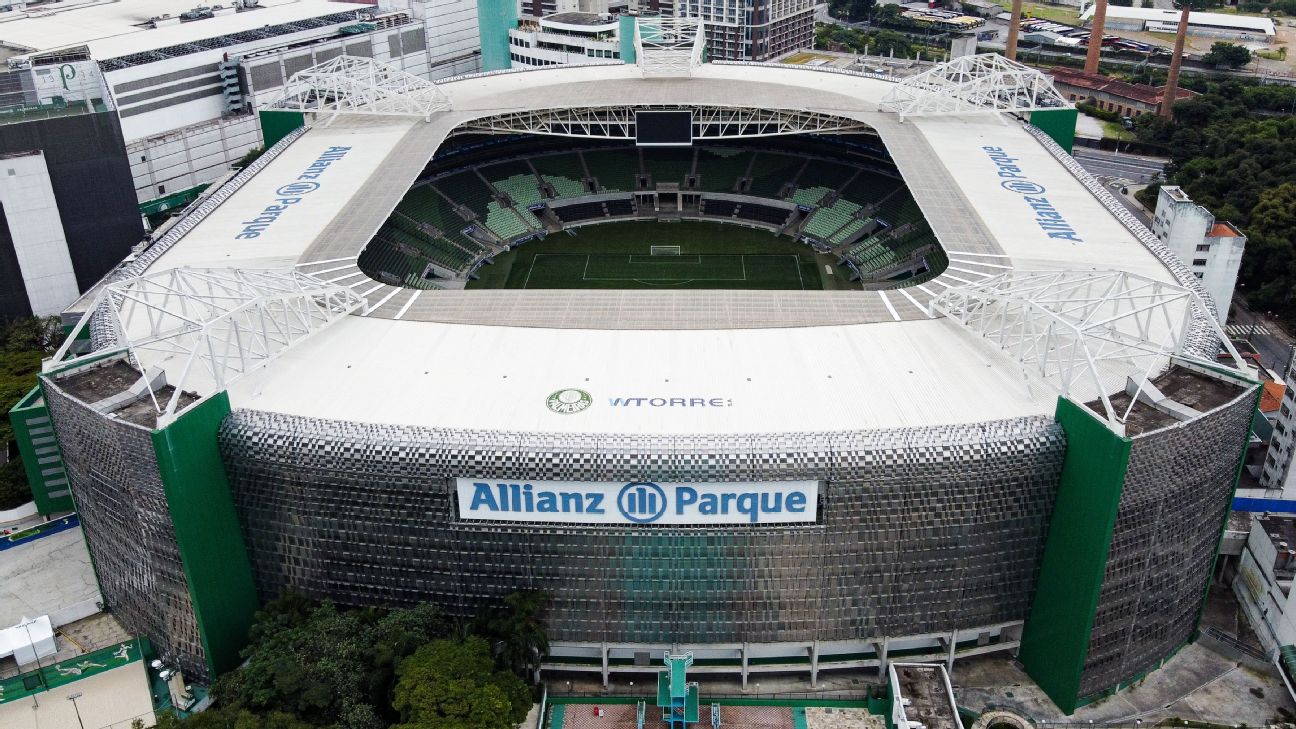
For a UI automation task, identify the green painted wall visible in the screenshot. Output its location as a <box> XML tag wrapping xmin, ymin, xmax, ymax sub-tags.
<box><xmin>1018</xmin><ymin>397</ymin><xmax>1131</xmax><ymax>715</ymax></box>
<box><xmin>152</xmin><ymin>392</ymin><xmax>258</xmax><ymax>676</ymax></box>
<box><xmin>259</xmin><ymin>109</ymin><xmax>305</xmax><ymax>149</ymax></box>
<box><xmin>478</xmin><ymin>0</ymin><xmax>518</xmax><ymax>71</ymax></box>
<box><xmin>620</xmin><ymin>15</ymin><xmax>638</xmax><ymax>64</ymax></box>
<box><xmin>139</xmin><ymin>184</ymin><xmax>208</xmax><ymax>217</ymax></box>
<box><xmin>8</xmin><ymin>386</ymin><xmax>74</xmax><ymax>515</ymax></box>
<box><xmin>1030</xmin><ymin>108</ymin><xmax>1078</xmax><ymax>154</ymax></box>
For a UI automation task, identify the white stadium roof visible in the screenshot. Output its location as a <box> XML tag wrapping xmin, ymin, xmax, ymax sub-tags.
<box><xmin>66</xmin><ymin>60</ymin><xmax>1238</xmax><ymax>435</ymax></box>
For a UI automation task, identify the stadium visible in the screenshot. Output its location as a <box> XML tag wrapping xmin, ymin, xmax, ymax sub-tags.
<box><xmin>25</xmin><ymin>45</ymin><xmax>1259</xmax><ymax>716</ymax></box>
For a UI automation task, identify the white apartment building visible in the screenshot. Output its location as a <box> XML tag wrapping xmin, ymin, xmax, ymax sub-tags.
<box><xmin>1236</xmin><ymin>514</ymin><xmax>1296</xmax><ymax>656</ymax></box>
<box><xmin>1150</xmin><ymin>185</ymin><xmax>1245</xmax><ymax>324</ymax></box>
<box><xmin>656</xmin><ymin>0</ymin><xmax>814</xmax><ymax>61</ymax></box>
<box><xmin>508</xmin><ymin>12</ymin><xmax>622</xmax><ymax>67</ymax></box>
<box><xmin>1263</xmin><ymin>353</ymin><xmax>1296</xmax><ymax>494</ymax></box>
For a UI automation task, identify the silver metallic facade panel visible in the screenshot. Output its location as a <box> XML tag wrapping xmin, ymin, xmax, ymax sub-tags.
<box><xmin>40</xmin><ymin>377</ymin><xmax>209</xmax><ymax>680</ymax></box>
<box><xmin>1078</xmin><ymin>384</ymin><xmax>1256</xmax><ymax>698</ymax></box>
<box><xmin>217</xmin><ymin>411</ymin><xmax>1065</xmax><ymax>644</ymax></box>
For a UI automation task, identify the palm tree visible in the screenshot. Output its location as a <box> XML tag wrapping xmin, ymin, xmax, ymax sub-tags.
<box><xmin>1084</xmin><ymin>0</ymin><xmax>1108</xmax><ymax>74</ymax></box>
<box><xmin>488</xmin><ymin>590</ymin><xmax>551</xmax><ymax>682</ymax></box>
<box><xmin>1161</xmin><ymin>0</ymin><xmax>1199</xmax><ymax>118</ymax></box>
<box><xmin>1005</xmin><ymin>0</ymin><xmax>1024</xmax><ymax>60</ymax></box>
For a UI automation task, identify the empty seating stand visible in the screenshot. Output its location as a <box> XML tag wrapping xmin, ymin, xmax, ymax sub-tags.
<box><xmin>432</xmin><ymin>172</ymin><xmax>496</xmax><ymax>220</ymax></box>
<box><xmin>694</xmin><ymin>148</ymin><xmax>752</xmax><ymax>193</ymax></box>
<box><xmin>534</xmin><ymin>152</ymin><xmax>589</xmax><ymax>199</ymax></box>
<box><xmin>552</xmin><ymin>201</ymin><xmax>607</xmax><ymax>223</ymax></box>
<box><xmin>734</xmin><ymin>202</ymin><xmax>790</xmax><ymax>227</ymax></box>
<box><xmin>642</xmin><ymin>148</ymin><xmax>693</xmax><ymax>187</ymax></box>
<box><xmin>745</xmin><ymin>153</ymin><xmax>803</xmax><ymax>198</ymax></box>
<box><xmin>583</xmin><ymin>149</ymin><xmax>641</xmax><ymax>192</ymax></box>
<box><xmin>798</xmin><ymin>159</ymin><xmax>855</xmax><ymax>191</ymax></box>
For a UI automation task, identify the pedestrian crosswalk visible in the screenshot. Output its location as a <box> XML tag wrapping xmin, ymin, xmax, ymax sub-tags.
<box><xmin>1225</xmin><ymin>323</ymin><xmax>1270</xmax><ymax>338</ymax></box>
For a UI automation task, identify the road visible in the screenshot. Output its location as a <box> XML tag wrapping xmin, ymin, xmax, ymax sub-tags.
<box><xmin>1070</xmin><ymin>146</ymin><xmax>1166</xmax><ymax>225</ymax></box>
<box><xmin>1071</xmin><ymin>147</ymin><xmax>1166</xmax><ymax>184</ymax></box>
<box><xmin>1227</xmin><ymin>300</ymin><xmax>1295</xmax><ymax>373</ymax></box>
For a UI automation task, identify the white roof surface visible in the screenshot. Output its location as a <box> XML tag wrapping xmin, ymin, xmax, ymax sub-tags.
<box><xmin>0</xmin><ymin>0</ymin><xmax>360</xmax><ymax>57</ymax></box>
<box><xmin>134</xmin><ymin>63</ymin><xmax>1187</xmax><ymax>435</ymax></box>
<box><xmin>1079</xmin><ymin>5</ymin><xmax>1276</xmax><ymax>34</ymax></box>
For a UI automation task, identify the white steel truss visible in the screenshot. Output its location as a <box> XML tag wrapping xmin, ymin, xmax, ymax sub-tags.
<box><xmin>635</xmin><ymin>15</ymin><xmax>704</xmax><ymax>78</ymax></box>
<box><xmin>880</xmin><ymin>53</ymin><xmax>1070</xmax><ymax>120</ymax></box>
<box><xmin>459</xmin><ymin>105</ymin><xmax>870</xmax><ymax>140</ymax></box>
<box><xmin>50</xmin><ymin>268</ymin><xmax>366</xmax><ymax>422</ymax></box>
<box><xmin>930</xmin><ymin>270</ymin><xmax>1246</xmax><ymax>429</ymax></box>
<box><xmin>262</xmin><ymin>55</ymin><xmax>452</xmax><ymax>122</ymax></box>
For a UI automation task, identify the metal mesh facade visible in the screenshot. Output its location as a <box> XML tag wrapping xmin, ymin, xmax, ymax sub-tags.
<box><xmin>218</xmin><ymin>411</ymin><xmax>1065</xmax><ymax>644</ymax></box>
<box><xmin>1077</xmin><ymin>384</ymin><xmax>1256</xmax><ymax>698</ymax></box>
<box><xmin>41</xmin><ymin>376</ymin><xmax>209</xmax><ymax>680</ymax></box>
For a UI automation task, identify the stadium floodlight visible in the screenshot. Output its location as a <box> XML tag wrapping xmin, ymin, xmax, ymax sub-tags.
<box><xmin>931</xmin><ymin>269</ymin><xmax>1248</xmax><ymax>431</ymax></box>
<box><xmin>49</xmin><ymin>267</ymin><xmax>367</xmax><ymax>424</ymax></box>
<box><xmin>635</xmin><ymin>15</ymin><xmax>704</xmax><ymax>78</ymax></box>
<box><xmin>262</xmin><ymin>55</ymin><xmax>452</xmax><ymax>122</ymax></box>
<box><xmin>880</xmin><ymin>53</ymin><xmax>1071</xmax><ymax>120</ymax></box>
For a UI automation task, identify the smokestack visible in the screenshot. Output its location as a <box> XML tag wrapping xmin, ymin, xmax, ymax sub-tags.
<box><xmin>1084</xmin><ymin>0</ymin><xmax>1107</xmax><ymax>74</ymax></box>
<box><xmin>1160</xmin><ymin>2</ymin><xmax>1191</xmax><ymax>118</ymax></box>
<box><xmin>1005</xmin><ymin>0</ymin><xmax>1023</xmax><ymax>60</ymax></box>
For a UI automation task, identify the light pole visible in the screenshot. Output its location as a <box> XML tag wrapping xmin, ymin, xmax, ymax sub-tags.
<box><xmin>67</xmin><ymin>692</ymin><xmax>86</xmax><ymax>729</ymax></box>
<box><xmin>19</xmin><ymin>618</ymin><xmax>48</xmax><ymax>692</ymax></box>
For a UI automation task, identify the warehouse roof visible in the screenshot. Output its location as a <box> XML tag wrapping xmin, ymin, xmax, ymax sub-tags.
<box><xmin>0</xmin><ymin>0</ymin><xmax>363</xmax><ymax>58</ymax></box>
<box><xmin>1079</xmin><ymin>5</ymin><xmax>1276</xmax><ymax>36</ymax></box>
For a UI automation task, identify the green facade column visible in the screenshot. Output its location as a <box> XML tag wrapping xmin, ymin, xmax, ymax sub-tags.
<box><xmin>1029</xmin><ymin>108</ymin><xmax>1078</xmax><ymax>154</ymax></box>
<box><xmin>151</xmin><ymin>392</ymin><xmax>259</xmax><ymax>676</ymax></box>
<box><xmin>478</xmin><ymin>0</ymin><xmax>519</xmax><ymax>72</ymax></box>
<box><xmin>1018</xmin><ymin>397</ymin><xmax>1130</xmax><ymax>715</ymax></box>
<box><xmin>8</xmin><ymin>387</ymin><xmax>74</xmax><ymax>515</ymax></box>
<box><xmin>259</xmin><ymin>109</ymin><xmax>305</xmax><ymax>149</ymax></box>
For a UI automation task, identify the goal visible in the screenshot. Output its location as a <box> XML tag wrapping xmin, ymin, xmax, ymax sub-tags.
<box><xmin>650</xmin><ymin>245</ymin><xmax>682</xmax><ymax>256</ymax></box>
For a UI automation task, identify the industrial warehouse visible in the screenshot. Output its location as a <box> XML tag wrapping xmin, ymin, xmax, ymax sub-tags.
<box><xmin>10</xmin><ymin>37</ymin><xmax>1260</xmax><ymax>721</ymax></box>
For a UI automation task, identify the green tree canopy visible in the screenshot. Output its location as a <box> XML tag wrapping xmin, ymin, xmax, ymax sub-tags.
<box><xmin>1202</xmin><ymin>41</ymin><xmax>1251</xmax><ymax>68</ymax></box>
<box><xmin>391</xmin><ymin>637</ymin><xmax>531</xmax><ymax>729</ymax></box>
<box><xmin>213</xmin><ymin>595</ymin><xmax>448</xmax><ymax>729</ymax></box>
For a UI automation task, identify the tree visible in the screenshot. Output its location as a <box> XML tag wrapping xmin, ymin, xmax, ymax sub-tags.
<box><xmin>1202</xmin><ymin>42</ymin><xmax>1251</xmax><ymax>68</ymax></box>
<box><xmin>392</xmin><ymin>637</ymin><xmax>530</xmax><ymax>729</ymax></box>
<box><xmin>153</xmin><ymin>707</ymin><xmax>314</xmax><ymax>729</ymax></box>
<box><xmin>213</xmin><ymin>595</ymin><xmax>448</xmax><ymax>729</ymax></box>
<box><xmin>482</xmin><ymin>590</ymin><xmax>551</xmax><ymax>682</ymax></box>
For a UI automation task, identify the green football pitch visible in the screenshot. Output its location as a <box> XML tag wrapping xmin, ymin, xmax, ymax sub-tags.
<box><xmin>466</xmin><ymin>220</ymin><xmax>855</xmax><ymax>291</ymax></box>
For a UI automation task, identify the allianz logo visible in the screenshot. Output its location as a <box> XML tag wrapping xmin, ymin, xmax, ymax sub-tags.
<box><xmin>464</xmin><ymin>481</ymin><xmax>810</xmax><ymax>524</ymax></box>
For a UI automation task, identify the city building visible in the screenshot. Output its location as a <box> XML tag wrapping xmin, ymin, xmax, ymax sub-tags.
<box><xmin>1079</xmin><ymin>5</ymin><xmax>1276</xmax><ymax>42</ymax></box>
<box><xmin>0</xmin><ymin>0</ymin><xmax>483</xmax><ymax>213</ymax></box>
<box><xmin>1262</xmin><ymin>353</ymin><xmax>1296</xmax><ymax>493</ymax></box>
<box><xmin>508</xmin><ymin>12</ymin><xmax>623</xmax><ymax>67</ymax></box>
<box><xmin>1236</xmin><ymin>514</ymin><xmax>1296</xmax><ymax>655</ymax></box>
<box><xmin>651</xmin><ymin>0</ymin><xmax>814</xmax><ymax>61</ymax></box>
<box><xmin>1048</xmin><ymin>68</ymin><xmax>1195</xmax><ymax>117</ymax></box>
<box><xmin>19</xmin><ymin>58</ymin><xmax>1256</xmax><ymax>718</ymax></box>
<box><xmin>0</xmin><ymin>105</ymin><xmax>143</xmax><ymax>317</ymax></box>
<box><xmin>1150</xmin><ymin>185</ymin><xmax>1245</xmax><ymax>323</ymax></box>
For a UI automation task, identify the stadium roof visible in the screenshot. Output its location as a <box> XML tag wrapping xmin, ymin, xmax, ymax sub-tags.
<box><xmin>0</xmin><ymin>0</ymin><xmax>363</xmax><ymax>58</ymax></box>
<box><xmin>123</xmin><ymin>62</ymin><xmax>1219</xmax><ymax>435</ymax></box>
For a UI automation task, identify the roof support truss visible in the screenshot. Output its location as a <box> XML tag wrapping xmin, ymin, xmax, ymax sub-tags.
<box><xmin>50</xmin><ymin>268</ymin><xmax>366</xmax><ymax>423</ymax></box>
<box><xmin>458</xmin><ymin>105</ymin><xmax>870</xmax><ymax>140</ymax></box>
<box><xmin>930</xmin><ymin>269</ymin><xmax>1245</xmax><ymax>429</ymax></box>
<box><xmin>262</xmin><ymin>55</ymin><xmax>452</xmax><ymax>122</ymax></box>
<box><xmin>635</xmin><ymin>15</ymin><xmax>705</xmax><ymax>78</ymax></box>
<box><xmin>881</xmin><ymin>53</ymin><xmax>1070</xmax><ymax>120</ymax></box>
